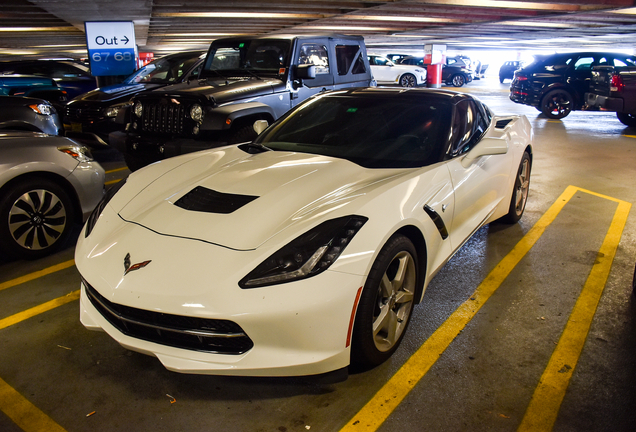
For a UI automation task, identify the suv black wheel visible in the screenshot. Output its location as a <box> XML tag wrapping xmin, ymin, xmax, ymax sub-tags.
<box><xmin>617</xmin><ymin>112</ymin><xmax>636</xmax><ymax>127</ymax></box>
<box><xmin>540</xmin><ymin>89</ymin><xmax>573</xmax><ymax>119</ymax></box>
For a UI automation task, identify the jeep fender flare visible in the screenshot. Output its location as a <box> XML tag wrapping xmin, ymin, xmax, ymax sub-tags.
<box><xmin>203</xmin><ymin>102</ymin><xmax>277</xmax><ymax>131</ymax></box>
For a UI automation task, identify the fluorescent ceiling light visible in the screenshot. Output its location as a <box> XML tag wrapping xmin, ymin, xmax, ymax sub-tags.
<box><xmin>410</xmin><ymin>0</ymin><xmax>587</xmax><ymax>12</ymax></box>
<box><xmin>302</xmin><ymin>26</ymin><xmax>398</xmax><ymax>31</ymax></box>
<box><xmin>344</xmin><ymin>15</ymin><xmax>464</xmax><ymax>23</ymax></box>
<box><xmin>157</xmin><ymin>12</ymin><xmax>326</xmax><ymax>19</ymax></box>
<box><xmin>497</xmin><ymin>21</ymin><xmax>577</xmax><ymax>28</ymax></box>
<box><xmin>0</xmin><ymin>27</ymin><xmax>76</xmax><ymax>32</ymax></box>
<box><xmin>611</xmin><ymin>8</ymin><xmax>636</xmax><ymax>14</ymax></box>
<box><xmin>155</xmin><ymin>33</ymin><xmax>245</xmax><ymax>37</ymax></box>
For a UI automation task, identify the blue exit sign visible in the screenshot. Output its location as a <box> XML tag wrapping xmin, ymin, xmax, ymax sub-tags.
<box><xmin>85</xmin><ymin>21</ymin><xmax>137</xmax><ymax>76</ymax></box>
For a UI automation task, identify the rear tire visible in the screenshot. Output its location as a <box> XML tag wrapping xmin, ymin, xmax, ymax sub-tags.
<box><xmin>540</xmin><ymin>89</ymin><xmax>573</xmax><ymax>119</ymax></box>
<box><xmin>351</xmin><ymin>235</ymin><xmax>417</xmax><ymax>369</ymax></box>
<box><xmin>0</xmin><ymin>177</ymin><xmax>76</xmax><ymax>260</ymax></box>
<box><xmin>617</xmin><ymin>112</ymin><xmax>636</xmax><ymax>127</ymax></box>
<box><xmin>501</xmin><ymin>151</ymin><xmax>531</xmax><ymax>224</ymax></box>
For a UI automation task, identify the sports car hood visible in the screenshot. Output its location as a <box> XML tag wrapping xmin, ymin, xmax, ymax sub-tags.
<box><xmin>148</xmin><ymin>77</ymin><xmax>284</xmax><ymax>104</ymax></box>
<box><xmin>118</xmin><ymin>147</ymin><xmax>403</xmax><ymax>250</ymax></box>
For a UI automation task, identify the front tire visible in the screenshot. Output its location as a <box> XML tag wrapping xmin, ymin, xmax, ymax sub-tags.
<box><xmin>540</xmin><ymin>89</ymin><xmax>573</xmax><ymax>119</ymax></box>
<box><xmin>399</xmin><ymin>73</ymin><xmax>416</xmax><ymax>88</ymax></box>
<box><xmin>501</xmin><ymin>151</ymin><xmax>531</xmax><ymax>224</ymax></box>
<box><xmin>450</xmin><ymin>74</ymin><xmax>466</xmax><ymax>87</ymax></box>
<box><xmin>0</xmin><ymin>177</ymin><xmax>76</xmax><ymax>260</ymax></box>
<box><xmin>617</xmin><ymin>112</ymin><xmax>636</xmax><ymax>127</ymax></box>
<box><xmin>351</xmin><ymin>235</ymin><xmax>418</xmax><ymax>369</ymax></box>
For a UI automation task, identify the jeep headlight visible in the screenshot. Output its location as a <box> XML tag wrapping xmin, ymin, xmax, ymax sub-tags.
<box><xmin>133</xmin><ymin>101</ymin><xmax>143</xmax><ymax>118</ymax></box>
<box><xmin>104</xmin><ymin>106</ymin><xmax>120</xmax><ymax>118</ymax></box>
<box><xmin>190</xmin><ymin>104</ymin><xmax>204</xmax><ymax>123</ymax></box>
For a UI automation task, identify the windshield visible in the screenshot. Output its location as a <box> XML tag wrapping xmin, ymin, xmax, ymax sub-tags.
<box><xmin>201</xmin><ymin>39</ymin><xmax>291</xmax><ymax>78</ymax></box>
<box><xmin>255</xmin><ymin>92</ymin><xmax>452</xmax><ymax>169</ymax></box>
<box><xmin>124</xmin><ymin>53</ymin><xmax>202</xmax><ymax>84</ymax></box>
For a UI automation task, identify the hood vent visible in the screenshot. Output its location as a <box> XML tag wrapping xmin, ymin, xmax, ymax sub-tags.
<box><xmin>175</xmin><ymin>186</ymin><xmax>258</xmax><ymax>214</ymax></box>
<box><xmin>495</xmin><ymin>119</ymin><xmax>513</xmax><ymax>129</ymax></box>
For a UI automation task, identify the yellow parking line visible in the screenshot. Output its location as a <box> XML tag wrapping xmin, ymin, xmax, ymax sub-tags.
<box><xmin>0</xmin><ymin>290</ymin><xmax>80</xmax><ymax>331</ymax></box>
<box><xmin>518</xmin><ymin>197</ymin><xmax>631</xmax><ymax>431</ymax></box>
<box><xmin>341</xmin><ymin>185</ymin><xmax>579</xmax><ymax>431</ymax></box>
<box><xmin>0</xmin><ymin>259</ymin><xmax>75</xmax><ymax>293</ymax></box>
<box><xmin>105</xmin><ymin>166</ymin><xmax>128</xmax><ymax>174</ymax></box>
<box><xmin>105</xmin><ymin>178</ymin><xmax>124</xmax><ymax>186</ymax></box>
<box><xmin>0</xmin><ymin>376</ymin><xmax>67</xmax><ymax>432</ymax></box>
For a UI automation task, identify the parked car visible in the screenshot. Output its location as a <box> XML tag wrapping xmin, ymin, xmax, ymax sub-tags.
<box><xmin>368</xmin><ymin>54</ymin><xmax>426</xmax><ymax>87</ymax></box>
<box><xmin>0</xmin><ymin>75</ymin><xmax>68</xmax><ymax>111</ymax></box>
<box><xmin>110</xmin><ymin>34</ymin><xmax>375</xmax><ymax>171</ymax></box>
<box><xmin>510</xmin><ymin>52</ymin><xmax>636</xmax><ymax>119</ymax></box>
<box><xmin>0</xmin><ymin>132</ymin><xmax>105</xmax><ymax>259</ymax></box>
<box><xmin>64</xmin><ymin>51</ymin><xmax>205</xmax><ymax>146</ymax></box>
<box><xmin>399</xmin><ymin>56</ymin><xmax>474</xmax><ymax>87</ymax></box>
<box><xmin>0</xmin><ymin>60</ymin><xmax>97</xmax><ymax>100</ymax></box>
<box><xmin>499</xmin><ymin>61</ymin><xmax>524</xmax><ymax>83</ymax></box>
<box><xmin>76</xmin><ymin>87</ymin><xmax>533</xmax><ymax>377</ymax></box>
<box><xmin>0</xmin><ymin>95</ymin><xmax>63</xmax><ymax>135</ymax></box>
<box><xmin>585</xmin><ymin>64</ymin><xmax>636</xmax><ymax>126</ymax></box>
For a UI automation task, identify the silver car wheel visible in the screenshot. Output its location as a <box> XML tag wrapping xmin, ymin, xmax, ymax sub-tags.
<box><xmin>8</xmin><ymin>188</ymin><xmax>67</xmax><ymax>250</ymax></box>
<box><xmin>372</xmin><ymin>250</ymin><xmax>416</xmax><ymax>352</ymax></box>
<box><xmin>513</xmin><ymin>156</ymin><xmax>531</xmax><ymax>216</ymax></box>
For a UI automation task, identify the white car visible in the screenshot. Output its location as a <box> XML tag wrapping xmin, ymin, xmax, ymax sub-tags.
<box><xmin>368</xmin><ymin>54</ymin><xmax>427</xmax><ymax>87</ymax></box>
<box><xmin>76</xmin><ymin>88</ymin><xmax>532</xmax><ymax>377</ymax></box>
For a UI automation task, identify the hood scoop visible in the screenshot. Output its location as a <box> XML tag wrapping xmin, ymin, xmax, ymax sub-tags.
<box><xmin>174</xmin><ymin>186</ymin><xmax>258</xmax><ymax>214</ymax></box>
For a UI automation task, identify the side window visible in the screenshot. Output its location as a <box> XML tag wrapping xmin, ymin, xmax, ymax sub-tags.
<box><xmin>298</xmin><ymin>44</ymin><xmax>329</xmax><ymax>75</ymax></box>
<box><xmin>614</xmin><ymin>59</ymin><xmax>628</xmax><ymax>67</ymax></box>
<box><xmin>373</xmin><ymin>56</ymin><xmax>390</xmax><ymax>66</ymax></box>
<box><xmin>336</xmin><ymin>45</ymin><xmax>362</xmax><ymax>75</ymax></box>
<box><xmin>574</xmin><ymin>57</ymin><xmax>594</xmax><ymax>71</ymax></box>
<box><xmin>449</xmin><ymin>100</ymin><xmax>486</xmax><ymax>157</ymax></box>
<box><xmin>351</xmin><ymin>53</ymin><xmax>367</xmax><ymax>75</ymax></box>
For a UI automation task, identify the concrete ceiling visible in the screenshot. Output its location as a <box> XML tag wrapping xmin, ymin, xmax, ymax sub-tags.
<box><xmin>2</xmin><ymin>0</ymin><xmax>636</xmax><ymax>60</ymax></box>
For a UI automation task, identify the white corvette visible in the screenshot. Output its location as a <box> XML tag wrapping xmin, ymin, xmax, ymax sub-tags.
<box><xmin>76</xmin><ymin>88</ymin><xmax>532</xmax><ymax>377</ymax></box>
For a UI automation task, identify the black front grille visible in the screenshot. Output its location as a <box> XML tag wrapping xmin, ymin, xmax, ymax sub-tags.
<box><xmin>65</xmin><ymin>105</ymin><xmax>103</xmax><ymax>121</ymax></box>
<box><xmin>141</xmin><ymin>103</ymin><xmax>187</xmax><ymax>134</ymax></box>
<box><xmin>83</xmin><ymin>278</ymin><xmax>254</xmax><ymax>355</ymax></box>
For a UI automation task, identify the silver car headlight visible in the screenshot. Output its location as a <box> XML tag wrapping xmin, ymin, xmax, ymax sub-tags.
<box><xmin>58</xmin><ymin>144</ymin><xmax>93</xmax><ymax>163</ymax></box>
<box><xmin>28</xmin><ymin>102</ymin><xmax>53</xmax><ymax>115</ymax></box>
<box><xmin>133</xmin><ymin>101</ymin><xmax>143</xmax><ymax>118</ymax></box>
<box><xmin>239</xmin><ymin>215</ymin><xmax>367</xmax><ymax>288</ymax></box>
<box><xmin>190</xmin><ymin>104</ymin><xmax>204</xmax><ymax>123</ymax></box>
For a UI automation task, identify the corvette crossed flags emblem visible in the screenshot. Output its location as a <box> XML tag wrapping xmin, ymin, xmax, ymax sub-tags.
<box><xmin>124</xmin><ymin>253</ymin><xmax>151</xmax><ymax>275</ymax></box>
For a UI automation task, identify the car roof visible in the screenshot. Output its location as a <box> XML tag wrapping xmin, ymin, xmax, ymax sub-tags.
<box><xmin>322</xmin><ymin>87</ymin><xmax>474</xmax><ymax>104</ymax></box>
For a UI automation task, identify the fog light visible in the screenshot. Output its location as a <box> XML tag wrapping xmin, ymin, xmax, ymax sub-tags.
<box><xmin>193</xmin><ymin>125</ymin><xmax>200</xmax><ymax>135</ymax></box>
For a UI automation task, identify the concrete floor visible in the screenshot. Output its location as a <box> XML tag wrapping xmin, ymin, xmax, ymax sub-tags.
<box><xmin>0</xmin><ymin>77</ymin><xmax>635</xmax><ymax>432</ymax></box>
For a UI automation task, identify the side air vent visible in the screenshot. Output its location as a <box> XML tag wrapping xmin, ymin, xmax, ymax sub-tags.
<box><xmin>495</xmin><ymin>119</ymin><xmax>513</xmax><ymax>129</ymax></box>
<box><xmin>175</xmin><ymin>186</ymin><xmax>258</xmax><ymax>214</ymax></box>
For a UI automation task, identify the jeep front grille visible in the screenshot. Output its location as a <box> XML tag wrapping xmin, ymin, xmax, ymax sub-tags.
<box><xmin>82</xmin><ymin>277</ymin><xmax>254</xmax><ymax>355</ymax></box>
<box><xmin>140</xmin><ymin>103</ymin><xmax>187</xmax><ymax>134</ymax></box>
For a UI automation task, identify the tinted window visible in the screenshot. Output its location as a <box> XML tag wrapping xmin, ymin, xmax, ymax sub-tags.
<box><xmin>256</xmin><ymin>93</ymin><xmax>452</xmax><ymax>168</ymax></box>
<box><xmin>336</xmin><ymin>45</ymin><xmax>362</xmax><ymax>75</ymax></box>
<box><xmin>574</xmin><ymin>57</ymin><xmax>594</xmax><ymax>71</ymax></box>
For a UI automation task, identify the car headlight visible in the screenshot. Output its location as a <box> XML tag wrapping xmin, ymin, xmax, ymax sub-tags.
<box><xmin>133</xmin><ymin>101</ymin><xmax>143</xmax><ymax>118</ymax></box>
<box><xmin>28</xmin><ymin>103</ymin><xmax>53</xmax><ymax>115</ymax></box>
<box><xmin>85</xmin><ymin>178</ymin><xmax>127</xmax><ymax>238</ymax></box>
<box><xmin>58</xmin><ymin>144</ymin><xmax>93</xmax><ymax>163</ymax></box>
<box><xmin>239</xmin><ymin>215</ymin><xmax>368</xmax><ymax>288</ymax></box>
<box><xmin>104</xmin><ymin>106</ymin><xmax>120</xmax><ymax>118</ymax></box>
<box><xmin>190</xmin><ymin>104</ymin><xmax>204</xmax><ymax>123</ymax></box>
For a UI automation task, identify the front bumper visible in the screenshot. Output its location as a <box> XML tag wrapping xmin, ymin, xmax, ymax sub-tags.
<box><xmin>76</xmin><ymin>216</ymin><xmax>365</xmax><ymax>376</ymax></box>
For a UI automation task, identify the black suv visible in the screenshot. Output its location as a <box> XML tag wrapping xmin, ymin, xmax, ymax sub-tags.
<box><xmin>510</xmin><ymin>52</ymin><xmax>636</xmax><ymax>119</ymax></box>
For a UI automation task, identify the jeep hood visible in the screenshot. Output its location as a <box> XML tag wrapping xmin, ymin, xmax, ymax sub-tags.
<box><xmin>147</xmin><ymin>77</ymin><xmax>285</xmax><ymax>104</ymax></box>
<box><xmin>118</xmin><ymin>147</ymin><xmax>402</xmax><ymax>250</ymax></box>
<box><xmin>71</xmin><ymin>83</ymin><xmax>163</xmax><ymax>103</ymax></box>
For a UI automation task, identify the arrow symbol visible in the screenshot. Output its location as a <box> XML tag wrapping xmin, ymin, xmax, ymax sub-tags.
<box><xmin>122</xmin><ymin>35</ymin><xmax>129</xmax><ymax>44</ymax></box>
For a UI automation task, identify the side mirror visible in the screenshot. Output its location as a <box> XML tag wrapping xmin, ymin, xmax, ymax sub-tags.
<box><xmin>461</xmin><ymin>137</ymin><xmax>508</xmax><ymax>168</ymax></box>
<box><xmin>296</xmin><ymin>64</ymin><xmax>316</xmax><ymax>80</ymax></box>
<box><xmin>253</xmin><ymin>119</ymin><xmax>269</xmax><ymax>135</ymax></box>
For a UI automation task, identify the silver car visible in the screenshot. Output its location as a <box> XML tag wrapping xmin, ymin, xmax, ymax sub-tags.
<box><xmin>0</xmin><ymin>95</ymin><xmax>63</xmax><ymax>135</ymax></box>
<box><xmin>0</xmin><ymin>132</ymin><xmax>104</xmax><ymax>259</ymax></box>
